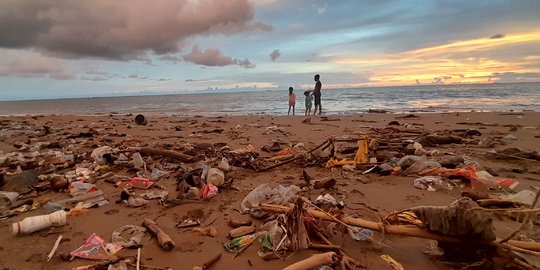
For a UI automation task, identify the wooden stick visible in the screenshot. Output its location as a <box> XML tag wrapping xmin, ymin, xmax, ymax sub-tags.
<box><xmin>47</xmin><ymin>235</ymin><xmax>63</xmax><ymax>262</ymax></box>
<box><xmin>259</xmin><ymin>203</ymin><xmax>540</xmax><ymax>252</ymax></box>
<box><xmin>316</xmin><ymin>232</ymin><xmax>359</xmax><ymax>269</ymax></box>
<box><xmin>193</xmin><ymin>253</ymin><xmax>222</xmax><ymax>270</ymax></box>
<box><xmin>283</xmin><ymin>252</ymin><xmax>338</xmax><ymax>270</ymax></box>
<box><xmin>258</xmin><ymin>139</ymin><xmax>331</xmax><ymax>172</ymax></box>
<box><xmin>136</xmin><ymin>248</ymin><xmax>141</xmax><ymax>270</ymax></box>
<box><xmin>129</xmin><ymin>147</ymin><xmax>203</xmax><ymax>163</ymax></box>
<box><xmin>142</xmin><ymin>218</ymin><xmax>176</xmax><ymax>251</ymax></box>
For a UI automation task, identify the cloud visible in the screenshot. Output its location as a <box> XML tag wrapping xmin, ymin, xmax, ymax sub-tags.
<box><xmin>0</xmin><ymin>49</ymin><xmax>75</xmax><ymax>80</ymax></box>
<box><xmin>490</xmin><ymin>34</ymin><xmax>505</xmax><ymax>39</ymax></box>
<box><xmin>233</xmin><ymin>58</ymin><xmax>256</xmax><ymax>68</ymax></box>
<box><xmin>128</xmin><ymin>74</ymin><xmax>139</xmax><ymax>78</ymax></box>
<box><xmin>269</xmin><ymin>49</ymin><xmax>281</xmax><ymax>61</ymax></box>
<box><xmin>183</xmin><ymin>46</ymin><xmax>256</xmax><ymax>68</ymax></box>
<box><xmin>491</xmin><ymin>72</ymin><xmax>540</xmax><ymax>83</ymax></box>
<box><xmin>159</xmin><ymin>54</ymin><xmax>183</xmax><ymax>64</ymax></box>
<box><xmin>81</xmin><ymin>70</ymin><xmax>117</xmax><ymax>81</ymax></box>
<box><xmin>317</xmin><ymin>3</ymin><xmax>327</xmax><ymax>15</ymax></box>
<box><xmin>0</xmin><ymin>0</ymin><xmax>271</xmax><ymax>60</ymax></box>
<box><xmin>432</xmin><ymin>75</ymin><xmax>452</xmax><ymax>84</ymax></box>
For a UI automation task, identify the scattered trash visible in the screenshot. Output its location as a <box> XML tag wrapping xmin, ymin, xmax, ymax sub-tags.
<box><xmin>192</xmin><ymin>226</ymin><xmax>218</xmax><ymax>237</ymax></box>
<box><xmin>91</xmin><ymin>146</ymin><xmax>113</xmax><ymax>165</ymax></box>
<box><xmin>347</xmin><ymin>227</ymin><xmax>373</xmax><ymax>242</ymax></box>
<box><xmin>71</xmin><ymin>233</ymin><xmax>122</xmax><ymax>260</ymax></box>
<box><xmin>283</xmin><ymin>252</ymin><xmax>338</xmax><ymax>270</ymax></box>
<box><xmin>224</xmin><ymin>232</ymin><xmax>264</xmax><ymax>252</ymax></box>
<box><xmin>380</xmin><ymin>254</ymin><xmax>404</xmax><ymax>270</ymax></box>
<box><xmin>413</xmin><ymin>176</ymin><xmax>453</xmax><ymax>191</ymax></box>
<box><xmin>0</xmin><ymin>191</ymin><xmax>18</xmax><ymax>210</ymax></box>
<box><xmin>111</xmin><ymin>225</ymin><xmax>148</xmax><ymax>248</ymax></box>
<box><xmin>132</xmin><ymin>152</ymin><xmax>145</xmax><ymax>169</ymax></box>
<box><xmin>141</xmin><ymin>190</ymin><xmax>169</xmax><ymax>200</ymax></box>
<box><xmin>241</xmin><ymin>184</ymin><xmax>301</xmax><ymax>218</ymax></box>
<box><xmin>206</xmin><ymin>168</ymin><xmax>225</xmax><ymax>187</ymax></box>
<box><xmin>126</xmin><ymin>177</ymin><xmax>154</xmax><ymax>189</ymax></box>
<box><xmin>134</xmin><ymin>114</ymin><xmax>148</xmax><ymax>125</ymax></box>
<box><xmin>229</xmin><ymin>225</ymin><xmax>255</xmax><ymax>238</ymax></box>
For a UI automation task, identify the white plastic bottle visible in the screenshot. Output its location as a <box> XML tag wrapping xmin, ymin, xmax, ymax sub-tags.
<box><xmin>12</xmin><ymin>210</ymin><xmax>67</xmax><ymax>235</ymax></box>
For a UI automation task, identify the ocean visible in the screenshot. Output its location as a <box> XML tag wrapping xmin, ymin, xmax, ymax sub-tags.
<box><xmin>0</xmin><ymin>82</ymin><xmax>539</xmax><ymax>116</ymax></box>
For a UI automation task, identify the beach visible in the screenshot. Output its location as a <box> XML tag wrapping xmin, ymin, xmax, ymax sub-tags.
<box><xmin>0</xmin><ymin>111</ymin><xmax>540</xmax><ymax>270</ymax></box>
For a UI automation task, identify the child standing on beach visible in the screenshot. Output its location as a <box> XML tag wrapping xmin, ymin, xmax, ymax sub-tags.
<box><xmin>304</xmin><ymin>91</ymin><xmax>313</xmax><ymax>116</ymax></box>
<box><xmin>288</xmin><ymin>87</ymin><xmax>296</xmax><ymax>115</ymax></box>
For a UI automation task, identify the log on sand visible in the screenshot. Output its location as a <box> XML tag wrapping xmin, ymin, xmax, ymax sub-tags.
<box><xmin>259</xmin><ymin>203</ymin><xmax>540</xmax><ymax>252</ymax></box>
<box><xmin>129</xmin><ymin>147</ymin><xmax>204</xmax><ymax>163</ymax></box>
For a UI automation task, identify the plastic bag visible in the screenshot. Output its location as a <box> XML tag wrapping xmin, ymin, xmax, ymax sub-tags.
<box><xmin>397</xmin><ymin>155</ymin><xmax>426</xmax><ymax>168</ymax></box>
<box><xmin>151</xmin><ymin>168</ymin><xmax>169</xmax><ymax>181</ymax></box>
<box><xmin>476</xmin><ymin>171</ymin><xmax>518</xmax><ymax>190</ymax></box>
<box><xmin>201</xmin><ymin>183</ymin><xmax>219</xmax><ymax>199</ymax></box>
<box><xmin>90</xmin><ymin>146</ymin><xmax>113</xmax><ymax>165</ymax></box>
<box><xmin>413</xmin><ymin>176</ymin><xmax>452</xmax><ymax>191</ymax></box>
<box><xmin>241</xmin><ymin>184</ymin><xmax>301</xmax><ymax>218</ymax></box>
<box><xmin>404</xmin><ymin>160</ymin><xmax>441</xmax><ymax>175</ymax></box>
<box><xmin>206</xmin><ymin>168</ymin><xmax>225</xmax><ymax>186</ymax></box>
<box><xmin>504</xmin><ymin>190</ymin><xmax>540</xmax><ymax>207</ymax></box>
<box><xmin>111</xmin><ymin>225</ymin><xmax>147</xmax><ymax>248</ymax></box>
<box><xmin>71</xmin><ymin>233</ymin><xmax>122</xmax><ymax>260</ymax></box>
<box><xmin>126</xmin><ymin>177</ymin><xmax>154</xmax><ymax>189</ymax></box>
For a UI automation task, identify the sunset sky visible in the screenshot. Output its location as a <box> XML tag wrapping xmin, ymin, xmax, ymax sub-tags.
<box><xmin>1</xmin><ymin>0</ymin><xmax>539</xmax><ymax>100</ymax></box>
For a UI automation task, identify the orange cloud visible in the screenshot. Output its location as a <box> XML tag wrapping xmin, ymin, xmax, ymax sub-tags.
<box><xmin>332</xmin><ymin>31</ymin><xmax>540</xmax><ymax>85</ymax></box>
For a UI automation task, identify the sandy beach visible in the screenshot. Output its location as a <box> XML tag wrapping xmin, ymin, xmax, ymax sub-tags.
<box><xmin>1</xmin><ymin>111</ymin><xmax>540</xmax><ymax>270</ymax></box>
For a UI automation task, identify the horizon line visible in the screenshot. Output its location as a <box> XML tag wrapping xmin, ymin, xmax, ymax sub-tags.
<box><xmin>1</xmin><ymin>81</ymin><xmax>539</xmax><ymax>102</ymax></box>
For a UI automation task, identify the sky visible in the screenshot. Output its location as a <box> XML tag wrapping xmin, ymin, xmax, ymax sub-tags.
<box><xmin>0</xmin><ymin>0</ymin><xmax>539</xmax><ymax>100</ymax></box>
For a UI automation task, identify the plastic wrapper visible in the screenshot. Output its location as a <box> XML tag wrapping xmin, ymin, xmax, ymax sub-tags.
<box><xmin>241</xmin><ymin>183</ymin><xmax>301</xmax><ymax>218</ymax></box>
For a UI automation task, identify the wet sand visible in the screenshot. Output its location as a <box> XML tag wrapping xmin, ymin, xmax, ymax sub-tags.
<box><xmin>0</xmin><ymin>112</ymin><xmax>539</xmax><ymax>270</ymax></box>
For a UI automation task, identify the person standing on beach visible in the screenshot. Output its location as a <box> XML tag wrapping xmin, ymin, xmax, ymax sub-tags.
<box><xmin>304</xmin><ymin>91</ymin><xmax>313</xmax><ymax>116</ymax></box>
<box><xmin>313</xmin><ymin>74</ymin><xmax>322</xmax><ymax>115</ymax></box>
<box><xmin>288</xmin><ymin>87</ymin><xmax>296</xmax><ymax>115</ymax></box>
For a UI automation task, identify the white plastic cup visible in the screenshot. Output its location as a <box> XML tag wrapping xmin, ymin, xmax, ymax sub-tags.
<box><xmin>12</xmin><ymin>210</ymin><xmax>67</xmax><ymax>235</ymax></box>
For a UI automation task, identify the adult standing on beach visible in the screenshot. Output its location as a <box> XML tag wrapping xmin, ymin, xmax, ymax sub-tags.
<box><xmin>313</xmin><ymin>74</ymin><xmax>322</xmax><ymax>115</ymax></box>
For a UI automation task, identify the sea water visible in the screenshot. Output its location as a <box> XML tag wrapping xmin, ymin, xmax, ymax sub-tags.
<box><xmin>0</xmin><ymin>82</ymin><xmax>539</xmax><ymax>116</ymax></box>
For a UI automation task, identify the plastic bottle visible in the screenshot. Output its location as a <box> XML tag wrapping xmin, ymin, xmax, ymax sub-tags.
<box><xmin>12</xmin><ymin>210</ymin><xmax>67</xmax><ymax>235</ymax></box>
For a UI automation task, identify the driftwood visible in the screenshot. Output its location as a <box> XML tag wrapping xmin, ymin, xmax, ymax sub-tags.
<box><xmin>192</xmin><ymin>253</ymin><xmax>221</xmax><ymax>270</ymax></box>
<box><xmin>477</xmin><ymin>199</ymin><xmax>527</xmax><ymax>208</ymax></box>
<box><xmin>142</xmin><ymin>218</ymin><xmax>176</xmax><ymax>251</ymax></box>
<box><xmin>313</xmin><ymin>178</ymin><xmax>336</xmax><ymax>189</ymax></box>
<box><xmin>283</xmin><ymin>252</ymin><xmax>338</xmax><ymax>270</ymax></box>
<box><xmin>129</xmin><ymin>147</ymin><xmax>204</xmax><ymax>163</ymax></box>
<box><xmin>258</xmin><ymin>138</ymin><xmax>332</xmax><ymax>172</ymax></box>
<box><xmin>316</xmin><ymin>232</ymin><xmax>358</xmax><ymax>269</ymax></box>
<box><xmin>259</xmin><ymin>203</ymin><xmax>540</xmax><ymax>252</ymax></box>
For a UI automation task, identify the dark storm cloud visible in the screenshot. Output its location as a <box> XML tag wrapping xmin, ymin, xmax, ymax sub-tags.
<box><xmin>490</xmin><ymin>34</ymin><xmax>505</xmax><ymax>39</ymax></box>
<box><xmin>269</xmin><ymin>49</ymin><xmax>281</xmax><ymax>61</ymax></box>
<box><xmin>0</xmin><ymin>0</ymin><xmax>271</xmax><ymax>60</ymax></box>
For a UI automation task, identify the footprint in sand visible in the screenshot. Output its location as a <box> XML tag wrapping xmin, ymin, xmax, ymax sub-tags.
<box><xmin>104</xmin><ymin>209</ymin><xmax>119</xmax><ymax>215</ymax></box>
<box><xmin>405</xmin><ymin>195</ymin><xmax>421</xmax><ymax>203</ymax></box>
